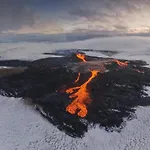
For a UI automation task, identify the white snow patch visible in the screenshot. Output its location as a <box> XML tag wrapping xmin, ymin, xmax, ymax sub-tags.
<box><xmin>144</xmin><ymin>86</ymin><xmax>150</xmax><ymax>96</ymax></box>
<box><xmin>1</xmin><ymin>36</ymin><xmax>150</xmax><ymax>61</ymax></box>
<box><xmin>0</xmin><ymin>96</ymin><xmax>150</xmax><ymax>150</ymax></box>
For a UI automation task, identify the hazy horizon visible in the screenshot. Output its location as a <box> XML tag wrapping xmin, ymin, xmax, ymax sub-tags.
<box><xmin>1</xmin><ymin>0</ymin><xmax>150</xmax><ymax>42</ymax></box>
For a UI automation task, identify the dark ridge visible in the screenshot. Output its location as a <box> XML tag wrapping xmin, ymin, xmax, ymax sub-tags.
<box><xmin>42</xmin><ymin>52</ymin><xmax>62</xmax><ymax>56</ymax></box>
<box><xmin>97</xmin><ymin>50</ymin><xmax>120</xmax><ymax>56</ymax></box>
<box><xmin>0</xmin><ymin>54</ymin><xmax>150</xmax><ymax>138</ymax></box>
<box><xmin>42</xmin><ymin>49</ymin><xmax>83</xmax><ymax>57</ymax></box>
<box><xmin>42</xmin><ymin>49</ymin><xmax>119</xmax><ymax>57</ymax></box>
<box><xmin>29</xmin><ymin>53</ymin><xmax>101</xmax><ymax>70</ymax></box>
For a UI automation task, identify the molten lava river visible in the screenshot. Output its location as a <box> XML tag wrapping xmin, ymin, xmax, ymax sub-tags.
<box><xmin>65</xmin><ymin>53</ymin><xmax>129</xmax><ymax>118</ymax></box>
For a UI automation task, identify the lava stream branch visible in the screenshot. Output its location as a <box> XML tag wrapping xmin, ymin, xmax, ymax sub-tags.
<box><xmin>66</xmin><ymin>70</ymin><xmax>99</xmax><ymax>117</ymax></box>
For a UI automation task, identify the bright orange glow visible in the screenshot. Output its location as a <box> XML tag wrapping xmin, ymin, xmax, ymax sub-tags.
<box><xmin>114</xmin><ymin>59</ymin><xmax>128</xmax><ymax>67</ymax></box>
<box><xmin>76</xmin><ymin>53</ymin><xmax>86</xmax><ymax>62</ymax></box>
<box><xmin>65</xmin><ymin>53</ymin><xmax>129</xmax><ymax>117</ymax></box>
<box><xmin>66</xmin><ymin>70</ymin><xmax>99</xmax><ymax>117</ymax></box>
<box><xmin>74</xmin><ymin>73</ymin><xmax>81</xmax><ymax>83</ymax></box>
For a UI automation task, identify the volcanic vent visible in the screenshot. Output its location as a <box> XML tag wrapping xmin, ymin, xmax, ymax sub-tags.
<box><xmin>0</xmin><ymin>51</ymin><xmax>150</xmax><ymax>138</ymax></box>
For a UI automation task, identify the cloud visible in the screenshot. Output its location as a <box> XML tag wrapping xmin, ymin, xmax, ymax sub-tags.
<box><xmin>1</xmin><ymin>0</ymin><xmax>150</xmax><ymax>35</ymax></box>
<box><xmin>0</xmin><ymin>29</ymin><xmax>120</xmax><ymax>43</ymax></box>
<box><xmin>0</xmin><ymin>0</ymin><xmax>35</xmax><ymax>31</ymax></box>
<box><xmin>68</xmin><ymin>0</ymin><xmax>150</xmax><ymax>20</ymax></box>
<box><xmin>69</xmin><ymin>8</ymin><xmax>98</xmax><ymax>18</ymax></box>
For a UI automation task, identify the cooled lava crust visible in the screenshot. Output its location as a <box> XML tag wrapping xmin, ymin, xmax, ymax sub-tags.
<box><xmin>0</xmin><ymin>53</ymin><xmax>150</xmax><ymax>138</ymax></box>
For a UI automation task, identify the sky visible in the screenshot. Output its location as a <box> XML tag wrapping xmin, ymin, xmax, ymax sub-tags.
<box><xmin>1</xmin><ymin>0</ymin><xmax>150</xmax><ymax>42</ymax></box>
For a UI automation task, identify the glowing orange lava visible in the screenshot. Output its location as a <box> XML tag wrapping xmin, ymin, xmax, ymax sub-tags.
<box><xmin>66</xmin><ymin>53</ymin><xmax>99</xmax><ymax>117</ymax></box>
<box><xmin>74</xmin><ymin>73</ymin><xmax>81</xmax><ymax>83</ymax></box>
<box><xmin>66</xmin><ymin>70</ymin><xmax>99</xmax><ymax>117</ymax></box>
<box><xmin>76</xmin><ymin>53</ymin><xmax>86</xmax><ymax>62</ymax></box>
<box><xmin>66</xmin><ymin>53</ymin><xmax>129</xmax><ymax>117</ymax></box>
<box><xmin>114</xmin><ymin>59</ymin><xmax>128</xmax><ymax>67</ymax></box>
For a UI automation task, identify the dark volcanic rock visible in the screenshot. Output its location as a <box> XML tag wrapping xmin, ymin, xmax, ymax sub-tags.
<box><xmin>0</xmin><ymin>67</ymin><xmax>26</xmax><ymax>77</ymax></box>
<box><xmin>0</xmin><ymin>60</ymin><xmax>31</xmax><ymax>67</ymax></box>
<box><xmin>43</xmin><ymin>49</ymin><xmax>120</xmax><ymax>57</ymax></box>
<box><xmin>88</xmin><ymin>66</ymin><xmax>150</xmax><ymax>130</ymax></box>
<box><xmin>35</xmin><ymin>93</ymin><xmax>88</xmax><ymax>138</ymax></box>
<box><xmin>0</xmin><ymin>53</ymin><xmax>150</xmax><ymax>138</ymax></box>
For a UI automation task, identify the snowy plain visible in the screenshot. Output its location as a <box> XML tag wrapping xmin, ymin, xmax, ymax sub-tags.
<box><xmin>0</xmin><ymin>36</ymin><xmax>150</xmax><ymax>150</ymax></box>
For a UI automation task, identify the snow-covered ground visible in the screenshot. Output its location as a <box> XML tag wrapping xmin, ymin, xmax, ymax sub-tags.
<box><xmin>0</xmin><ymin>36</ymin><xmax>150</xmax><ymax>150</ymax></box>
<box><xmin>1</xmin><ymin>95</ymin><xmax>150</xmax><ymax>150</ymax></box>
<box><xmin>0</xmin><ymin>36</ymin><xmax>150</xmax><ymax>61</ymax></box>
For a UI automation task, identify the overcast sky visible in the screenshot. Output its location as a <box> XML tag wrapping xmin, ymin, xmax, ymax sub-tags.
<box><xmin>1</xmin><ymin>0</ymin><xmax>150</xmax><ymax>42</ymax></box>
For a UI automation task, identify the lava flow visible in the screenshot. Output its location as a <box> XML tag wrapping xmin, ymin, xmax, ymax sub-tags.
<box><xmin>114</xmin><ymin>59</ymin><xmax>128</xmax><ymax>67</ymax></box>
<box><xmin>66</xmin><ymin>53</ymin><xmax>129</xmax><ymax>117</ymax></box>
<box><xmin>66</xmin><ymin>70</ymin><xmax>99</xmax><ymax>117</ymax></box>
<box><xmin>114</xmin><ymin>59</ymin><xmax>144</xmax><ymax>73</ymax></box>
<box><xmin>66</xmin><ymin>53</ymin><xmax>99</xmax><ymax>117</ymax></box>
<box><xmin>76</xmin><ymin>53</ymin><xmax>86</xmax><ymax>62</ymax></box>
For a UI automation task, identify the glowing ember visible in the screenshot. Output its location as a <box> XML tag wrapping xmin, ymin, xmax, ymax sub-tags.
<box><xmin>66</xmin><ymin>70</ymin><xmax>99</xmax><ymax>117</ymax></box>
<box><xmin>74</xmin><ymin>73</ymin><xmax>81</xmax><ymax>83</ymax></box>
<box><xmin>114</xmin><ymin>59</ymin><xmax>128</xmax><ymax>67</ymax></box>
<box><xmin>76</xmin><ymin>53</ymin><xmax>86</xmax><ymax>62</ymax></box>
